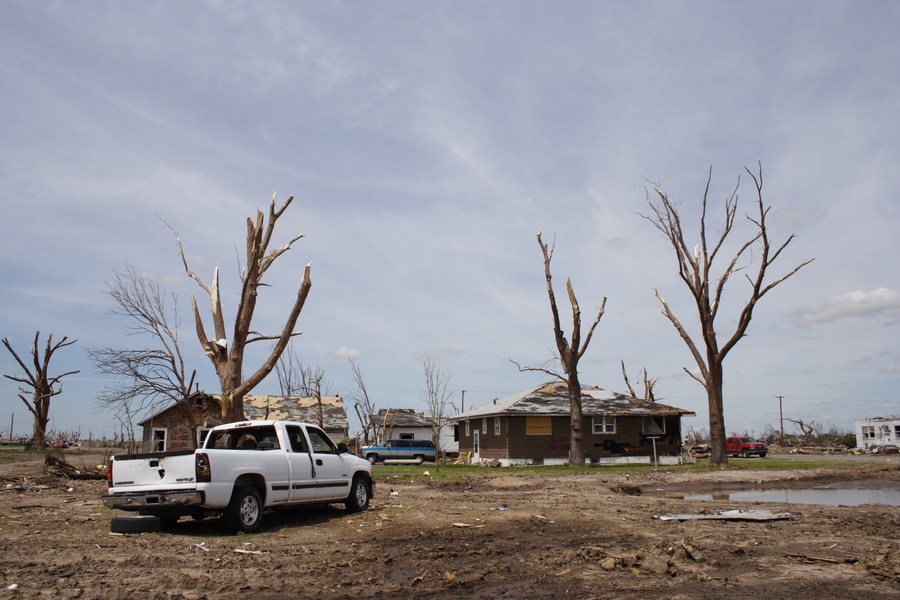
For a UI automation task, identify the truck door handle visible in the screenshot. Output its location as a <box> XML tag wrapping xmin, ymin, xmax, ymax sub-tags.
<box><xmin>316</xmin><ymin>459</ymin><xmax>323</xmax><ymax>466</ymax></box>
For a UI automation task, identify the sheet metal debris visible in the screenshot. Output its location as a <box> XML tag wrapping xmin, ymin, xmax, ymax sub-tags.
<box><xmin>654</xmin><ymin>509</ymin><xmax>792</xmax><ymax>522</ymax></box>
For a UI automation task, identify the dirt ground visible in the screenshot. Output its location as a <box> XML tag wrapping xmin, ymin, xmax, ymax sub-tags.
<box><xmin>0</xmin><ymin>453</ymin><xmax>897</xmax><ymax>599</ymax></box>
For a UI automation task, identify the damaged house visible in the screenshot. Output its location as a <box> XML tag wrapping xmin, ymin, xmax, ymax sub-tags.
<box><xmin>370</xmin><ymin>408</ymin><xmax>460</xmax><ymax>457</ymax></box>
<box><xmin>452</xmin><ymin>381</ymin><xmax>694</xmax><ymax>466</ymax></box>
<box><xmin>855</xmin><ymin>417</ymin><xmax>900</xmax><ymax>452</ymax></box>
<box><xmin>138</xmin><ymin>394</ymin><xmax>350</xmax><ymax>452</ymax></box>
<box><xmin>374</xmin><ymin>408</ymin><xmax>432</xmax><ymax>441</ymax></box>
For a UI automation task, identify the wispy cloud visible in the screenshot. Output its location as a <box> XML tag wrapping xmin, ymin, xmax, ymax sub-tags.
<box><xmin>794</xmin><ymin>288</ymin><xmax>900</xmax><ymax>325</ymax></box>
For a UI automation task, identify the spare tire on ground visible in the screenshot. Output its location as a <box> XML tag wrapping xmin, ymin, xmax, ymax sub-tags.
<box><xmin>110</xmin><ymin>515</ymin><xmax>160</xmax><ymax>534</ymax></box>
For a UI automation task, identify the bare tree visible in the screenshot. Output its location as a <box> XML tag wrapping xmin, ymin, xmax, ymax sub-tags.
<box><xmin>113</xmin><ymin>404</ymin><xmax>139</xmax><ymax>454</ymax></box>
<box><xmin>273</xmin><ymin>344</ymin><xmax>330</xmax><ymax>427</ymax></box>
<box><xmin>88</xmin><ymin>266</ymin><xmax>204</xmax><ymax>446</ymax></box>
<box><xmin>172</xmin><ymin>193</ymin><xmax>313</xmax><ymax>422</ymax></box>
<box><xmin>422</xmin><ymin>358</ymin><xmax>453</xmax><ymax>463</ymax></box>
<box><xmin>348</xmin><ymin>358</ymin><xmax>381</xmax><ymax>446</ymax></box>
<box><xmin>2</xmin><ymin>332</ymin><xmax>79</xmax><ymax>449</ymax></box>
<box><xmin>513</xmin><ymin>232</ymin><xmax>606</xmax><ymax>466</ymax></box>
<box><xmin>273</xmin><ymin>342</ymin><xmax>303</xmax><ymax>401</ymax></box>
<box><xmin>787</xmin><ymin>417</ymin><xmax>816</xmax><ymax>446</ymax></box>
<box><xmin>300</xmin><ymin>364</ymin><xmax>328</xmax><ymax>428</ymax></box>
<box><xmin>683</xmin><ymin>425</ymin><xmax>708</xmax><ymax>447</ymax></box>
<box><xmin>644</xmin><ymin>164</ymin><xmax>813</xmax><ymax>465</ymax></box>
<box><xmin>620</xmin><ymin>360</ymin><xmax>658</xmax><ymax>402</ymax></box>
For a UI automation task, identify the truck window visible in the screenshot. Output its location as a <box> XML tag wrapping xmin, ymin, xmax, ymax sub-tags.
<box><xmin>286</xmin><ymin>426</ymin><xmax>308</xmax><ymax>453</ymax></box>
<box><xmin>307</xmin><ymin>428</ymin><xmax>337</xmax><ymax>454</ymax></box>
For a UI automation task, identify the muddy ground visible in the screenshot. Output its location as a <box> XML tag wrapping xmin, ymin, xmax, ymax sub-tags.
<box><xmin>0</xmin><ymin>453</ymin><xmax>897</xmax><ymax>599</ymax></box>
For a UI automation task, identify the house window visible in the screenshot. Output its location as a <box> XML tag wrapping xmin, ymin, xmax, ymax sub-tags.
<box><xmin>862</xmin><ymin>426</ymin><xmax>875</xmax><ymax>439</ymax></box>
<box><xmin>465</xmin><ymin>420</ymin><xmax>470</xmax><ymax>436</ymax></box>
<box><xmin>399</xmin><ymin>432</ymin><xmax>414</xmax><ymax>440</ymax></box>
<box><xmin>894</xmin><ymin>425</ymin><xmax>900</xmax><ymax>439</ymax></box>
<box><xmin>152</xmin><ymin>428</ymin><xmax>167</xmax><ymax>452</ymax></box>
<box><xmin>494</xmin><ymin>417</ymin><xmax>501</xmax><ymax>435</ymax></box>
<box><xmin>879</xmin><ymin>425</ymin><xmax>890</xmax><ymax>438</ymax></box>
<box><xmin>642</xmin><ymin>416</ymin><xmax>666</xmax><ymax>435</ymax></box>
<box><xmin>197</xmin><ymin>427</ymin><xmax>211</xmax><ymax>448</ymax></box>
<box><xmin>482</xmin><ymin>419</ymin><xmax>487</xmax><ymax>435</ymax></box>
<box><xmin>592</xmin><ymin>416</ymin><xmax>615</xmax><ymax>434</ymax></box>
<box><xmin>526</xmin><ymin>416</ymin><xmax>552</xmax><ymax>435</ymax></box>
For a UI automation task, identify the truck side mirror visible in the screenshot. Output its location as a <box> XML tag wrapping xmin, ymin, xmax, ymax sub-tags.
<box><xmin>337</xmin><ymin>442</ymin><xmax>349</xmax><ymax>454</ymax></box>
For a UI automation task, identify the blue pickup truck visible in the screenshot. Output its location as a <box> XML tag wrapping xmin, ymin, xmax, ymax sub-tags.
<box><xmin>361</xmin><ymin>439</ymin><xmax>436</xmax><ymax>464</ymax></box>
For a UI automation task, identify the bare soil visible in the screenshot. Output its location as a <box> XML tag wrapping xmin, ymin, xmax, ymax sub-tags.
<box><xmin>0</xmin><ymin>453</ymin><xmax>898</xmax><ymax>599</ymax></box>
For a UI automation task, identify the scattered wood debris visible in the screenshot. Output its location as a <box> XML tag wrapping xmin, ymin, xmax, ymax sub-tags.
<box><xmin>44</xmin><ymin>450</ymin><xmax>105</xmax><ymax>480</ymax></box>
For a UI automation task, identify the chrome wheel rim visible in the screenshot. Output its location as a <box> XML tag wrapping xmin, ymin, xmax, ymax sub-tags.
<box><xmin>354</xmin><ymin>481</ymin><xmax>368</xmax><ymax>506</ymax></box>
<box><xmin>240</xmin><ymin>495</ymin><xmax>259</xmax><ymax>526</ymax></box>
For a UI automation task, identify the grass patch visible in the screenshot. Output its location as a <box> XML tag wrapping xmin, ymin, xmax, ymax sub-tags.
<box><xmin>372</xmin><ymin>457</ymin><xmax>860</xmax><ymax>482</ymax></box>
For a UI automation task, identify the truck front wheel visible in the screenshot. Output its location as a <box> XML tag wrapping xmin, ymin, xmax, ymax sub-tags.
<box><xmin>345</xmin><ymin>475</ymin><xmax>370</xmax><ymax>513</ymax></box>
<box><xmin>223</xmin><ymin>486</ymin><xmax>263</xmax><ymax>533</ymax></box>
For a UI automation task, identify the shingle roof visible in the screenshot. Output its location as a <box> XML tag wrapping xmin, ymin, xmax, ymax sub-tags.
<box><xmin>374</xmin><ymin>408</ymin><xmax>432</xmax><ymax>427</ymax></box>
<box><xmin>453</xmin><ymin>382</ymin><xmax>695</xmax><ymax>420</ymax></box>
<box><xmin>139</xmin><ymin>394</ymin><xmax>349</xmax><ymax>430</ymax></box>
<box><xmin>242</xmin><ymin>395</ymin><xmax>348</xmax><ymax>429</ymax></box>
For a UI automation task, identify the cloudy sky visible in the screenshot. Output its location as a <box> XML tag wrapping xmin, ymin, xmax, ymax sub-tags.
<box><xmin>1</xmin><ymin>1</ymin><xmax>898</xmax><ymax>441</ymax></box>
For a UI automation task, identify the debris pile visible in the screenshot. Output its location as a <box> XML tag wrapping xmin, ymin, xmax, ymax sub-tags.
<box><xmin>44</xmin><ymin>448</ymin><xmax>106</xmax><ymax>480</ymax></box>
<box><xmin>578</xmin><ymin>539</ymin><xmax>711</xmax><ymax>578</ymax></box>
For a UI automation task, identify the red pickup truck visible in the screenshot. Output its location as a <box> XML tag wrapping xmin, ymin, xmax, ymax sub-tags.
<box><xmin>726</xmin><ymin>436</ymin><xmax>768</xmax><ymax>458</ymax></box>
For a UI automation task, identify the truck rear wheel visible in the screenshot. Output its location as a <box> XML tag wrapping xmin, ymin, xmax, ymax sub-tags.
<box><xmin>366</xmin><ymin>454</ymin><xmax>378</xmax><ymax>464</ymax></box>
<box><xmin>223</xmin><ymin>486</ymin><xmax>263</xmax><ymax>533</ymax></box>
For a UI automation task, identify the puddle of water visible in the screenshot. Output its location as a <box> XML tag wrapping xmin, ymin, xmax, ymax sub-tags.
<box><xmin>683</xmin><ymin>488</ymin><xmax>900</xmax><ymax>507</ymax></box>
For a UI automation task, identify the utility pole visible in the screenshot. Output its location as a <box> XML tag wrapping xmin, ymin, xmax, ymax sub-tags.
<box><xmin>777</xmin><ymin>395</ymin><xmax>785</xmax><ymax>447</ymax></box>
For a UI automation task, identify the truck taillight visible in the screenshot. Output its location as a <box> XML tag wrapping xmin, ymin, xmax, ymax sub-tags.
<box><xmin>196</xmin><ymin>452</ymin><xmax>211</xmax><ymax>482</ymax></box>
<box><xmin>107</xmin><ymin>459</ymin><xmax>113</xmax><ymax>487</ymax></box>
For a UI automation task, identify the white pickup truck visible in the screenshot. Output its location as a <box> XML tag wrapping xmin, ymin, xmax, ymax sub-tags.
<box><xmin>102</xmin><ymin>420</ymin><xmax>373</xmax><ymax>533</ymax></box>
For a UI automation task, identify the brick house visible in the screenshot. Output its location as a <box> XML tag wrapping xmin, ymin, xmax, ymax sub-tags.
<box><xmin>138</xmin><ymin>394</ymin><xmax>350</xmax><ymax>452</ymax></box>
<box><xmin>452</xmin><ymin>381</ymin><xmax>695</xmax><ymax>466</ymax></box>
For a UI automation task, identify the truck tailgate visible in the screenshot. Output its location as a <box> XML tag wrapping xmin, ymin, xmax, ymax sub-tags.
<box><xmin>109</xmin><ymin>450</ymin><xmax>198</xmax><ymax>492</ymax></box>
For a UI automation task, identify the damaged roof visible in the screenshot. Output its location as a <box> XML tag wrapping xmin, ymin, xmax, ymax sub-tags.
<box><xmin>374</xmin><ymin>408</ymin><xmax>432</xmax><ymax>427</ymax></box>
<box><xmin>139</xmin><ymin>394</ymin><xmax>349</xmax><ymax>430</ymax></box>
<box><xmin>241</xmin><ymin>395</ymin><xmax>348</xmax><ymax>430</ymax></box>
<box><xmin>453</xmin><ymin>382</ymin><xmax>695</xmax><ymax>420</ymax></box>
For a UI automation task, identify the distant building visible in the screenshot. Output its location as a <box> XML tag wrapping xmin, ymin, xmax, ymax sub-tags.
<box><xmin>855</xmin><ymin>417</ymin><xmax>900</xmax><ymax>451</ymax></box>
